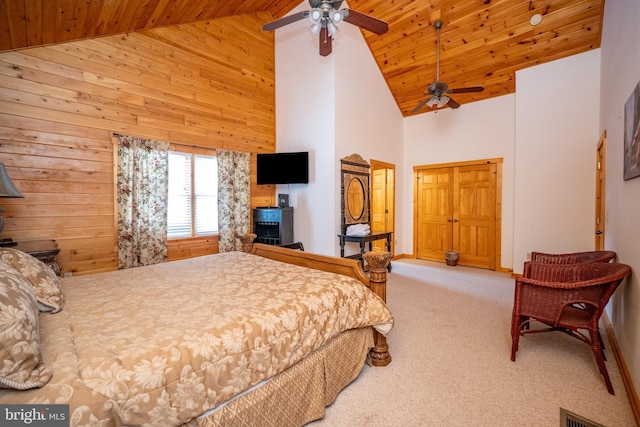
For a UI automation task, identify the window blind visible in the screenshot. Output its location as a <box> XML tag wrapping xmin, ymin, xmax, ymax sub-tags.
<box><xmin>167</xmin><ymin>152</ymin><xmax>192</xmax><ymax>238</ymax></box>
<box><xmin>194</xmin><ymin>155</ymin><xmax>218</xmax><ymax>235</ymax></box>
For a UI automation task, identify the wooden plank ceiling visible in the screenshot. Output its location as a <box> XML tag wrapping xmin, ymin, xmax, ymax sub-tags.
<box><xmin>0</xmin><ymin>0</ymin><xmax>603</xmax><ymax>117</ymax></box>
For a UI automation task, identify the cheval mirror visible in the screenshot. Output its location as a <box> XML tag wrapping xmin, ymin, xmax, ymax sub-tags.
<box><xmin>340</xmin><ymin>154</ymin><xmax>370</xmax><ymax>234</ymax></box>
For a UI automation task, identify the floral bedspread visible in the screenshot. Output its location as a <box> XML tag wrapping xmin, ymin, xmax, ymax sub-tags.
<box><xmin>0</xmin><ymin>251</ymin><xmax>393</xmax><ymax>426</ymax></box>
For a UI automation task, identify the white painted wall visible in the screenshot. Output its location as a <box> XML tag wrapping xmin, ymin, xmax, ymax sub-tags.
<box><xmin>274</xmin><ymin>2</ymin><xmax>337</xmax><ymax>255</ymax></box>
<box><xmin>600</xmin><ymin>0</ymin><xmax>640</xmax><ymax>392</ymax></box>
<box><xmin>513</xmin><ymin>49</ymin><xmax>602</xmax><ymax>270</ymax></box>
<box><xmin>275</xmin><ymin>1</ymin><xmax>403</xmax><ymax>257</ymax></box>
<box><xmin>333</xmin><ymin>16</ymin><xmax>404</xmax><ymax>257</ymax></box>
<box><xmin>403</xmin><ymin>50</ymin><xmax>600</xmax><ymax>272</ymax></box>
<box><xmin>403</xmin><ymin>95</ymin><xmax>516</xmax><ymax>268</ymax></box>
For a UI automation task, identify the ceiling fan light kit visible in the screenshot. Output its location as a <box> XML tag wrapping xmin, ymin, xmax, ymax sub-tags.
<box><xmin>411</xmin><ymin>20</ymin><xmax>484</xmax><ymax>114</ymax></box>
<box><xmin>426</xmin><ymin>95</ymin><xmax>449</xmax><ymax>108</ymax></box>
<box><xmin>262</xmin><ymin>0</ymin><xmax>388</xmax><ymax>56</ymax></box>
<box><xmin>309</xmin><ymin>8</ymin><xmax>343</xmax><ymax>35</ymax></box>
<box><xmin>310</xmin><ymin>9</ymin><xmax>322</xmax><ymax>20</ymax></box>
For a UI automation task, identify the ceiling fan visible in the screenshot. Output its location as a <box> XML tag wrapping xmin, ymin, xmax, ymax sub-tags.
<box><xmin>412</xmin><ymin>21</ymin><xmax>484</xmax><ymax>113</ymax></box>
<box><xmin>262</xmin><ymin>0</ymin><xmax>388</xmax><ymax>57</ymax></box>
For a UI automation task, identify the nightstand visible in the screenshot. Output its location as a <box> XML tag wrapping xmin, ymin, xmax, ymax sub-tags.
<box><xmin>15</xmin><ymin>240</ymin><xmax>61</xmax><ymax>276</ymax></box>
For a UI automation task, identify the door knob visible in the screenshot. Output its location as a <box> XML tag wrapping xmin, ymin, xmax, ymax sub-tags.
<box><xmin>595</xmin><ymin>230</ymin><xmax>603</xmax><ymax>235</ymax></box>
<box><xmin>453</xmin><ymin>218</ymin><xmax>458</xmax><ymax>222</ymax></box>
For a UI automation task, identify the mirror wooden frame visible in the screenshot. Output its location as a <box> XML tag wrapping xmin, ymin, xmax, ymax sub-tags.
<box><xmin>340</xmin><ymin>154</ymin><xmax>370</xmax><ymax>234</ymax></box>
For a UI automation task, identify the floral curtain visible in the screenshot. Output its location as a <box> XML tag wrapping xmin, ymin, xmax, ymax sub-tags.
<box><xmin>217</xmin><ymin>150</ymin><xmax>251</xmax><ymax>252</ymax></box>
<box><xmin>115</xmin><ymin>134</ymin><xmax>169</xmax><ymax>269</ymax></box>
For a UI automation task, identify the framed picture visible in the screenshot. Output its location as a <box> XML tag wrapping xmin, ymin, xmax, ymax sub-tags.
<box><xmin>623</xmin><ymin>81</ymin><xmax>640</xmax><ymax>180</ymax></box>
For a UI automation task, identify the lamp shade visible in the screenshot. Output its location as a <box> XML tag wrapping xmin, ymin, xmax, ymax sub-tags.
<box><xmin>0</xmin><ymin>163</ymin><xmax>24</xmax><ymax>198</ymax></box>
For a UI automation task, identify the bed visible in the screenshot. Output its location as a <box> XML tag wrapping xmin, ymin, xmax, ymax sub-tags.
<box><xmin>0</xmin><ymin>235</ymin><xmax>393</xmax><ymax>426</ymax></box>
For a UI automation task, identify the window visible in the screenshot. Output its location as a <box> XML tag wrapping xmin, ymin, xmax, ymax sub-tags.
<box><xmin>167</xmin><ymin>151</ymin><xmax>218</xmax><ymax>238</ymax></box>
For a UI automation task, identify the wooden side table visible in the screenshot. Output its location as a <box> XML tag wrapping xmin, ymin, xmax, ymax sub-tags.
<box><xmin>15</xmin><ymin>240</ymin><xmax>61</xmax><ymax>276</ymax></box>
<box><xmin>338</xmin><ymin>231</ymin><xmax>393</xmax><ymax>272</ymax></box>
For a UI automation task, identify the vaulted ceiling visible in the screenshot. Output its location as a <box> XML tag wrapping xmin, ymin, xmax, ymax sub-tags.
<box><xmin>0</xmin><ymin>0</ymin><xmax>604</xmax><ymax>117</ymax></box>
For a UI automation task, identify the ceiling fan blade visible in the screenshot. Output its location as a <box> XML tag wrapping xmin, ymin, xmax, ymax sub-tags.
<box><xmin>447</xmin><ymin>97</ymin><xmax>461</xmax><ymax>109</ymax></box>
<box><xmin>447</xmin><ymin>86</ymin><xmax>484</xmax><ymax>94</ymax></box>
<box><xmin>319</xmin><ymin>26</ymin><xmax>332</xmax><ymax>56</ymax></box>
<box><xmin>411</xmin><ymin>97</ymin><xmax>432</xmax><ymax>113</ymax></box>
<box><xmin>343</xmin><ymin>9</ymin><xmax>389</xmax><ymax>35</ymax></box>
<box><xmin>263</xmin><ymin>11</ymin><xmax>308</xmax><ymax>31</ymax></box>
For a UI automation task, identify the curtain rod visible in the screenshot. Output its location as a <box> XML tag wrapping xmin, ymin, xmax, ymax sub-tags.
<box><xmin>111</xmin><ymin>132</ymin><xmax>218</xmax><ymax>153</ymax></box>
<box><xmin>169</xmin><ymin>142</ymin><xmax>217</xmax><ymax>152</ymax></box>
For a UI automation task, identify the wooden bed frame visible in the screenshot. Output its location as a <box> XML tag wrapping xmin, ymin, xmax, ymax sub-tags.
<box><xmin>238</xmin><ymin>233</ymin><xmax>392</xmax><ymax>366</ymax></box>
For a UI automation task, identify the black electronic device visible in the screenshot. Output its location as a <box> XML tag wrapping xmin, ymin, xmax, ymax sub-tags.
<box><xmin>257</xmin><ymin>152</ymin><xmax>309</xmax><ymax>185</ymax></box>
<box><xmin>278</xmin><ymin>194</ymin><xmax>289</xmax><ymax>208</ymax></box>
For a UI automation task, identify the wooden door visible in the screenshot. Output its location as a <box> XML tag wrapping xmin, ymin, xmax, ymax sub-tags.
<box><xmin>416</xmin><ymin>168</ymin><xmax>453</xmax><ymax>261</ymax></box>
<box><xmin>595</xmin><ymin>131</ymin><xmax>606</xmax><ymax>250</ymax></box>
<box><xmin>453</xmin><ymin>164</ymin><xmax>496</xmax><ymax>269</ymax></box>
<box><xmin>370</xmin><ymin>160</ymin><xmax>395</xmax><ymax>254</ymax></box>
<box><xmin>415</xmin><ymin>159</ymin><xmax>501</xmax><ymax>270</ymax></box>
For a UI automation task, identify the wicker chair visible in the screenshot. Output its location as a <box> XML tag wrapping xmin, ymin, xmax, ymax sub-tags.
<box><xmin>510</xmin><ymin>261</ymin><xmax>631</xmax><ymax>394</ymax></box>
<box><xmin>531</xmin><ymin>251</ymin><xmax>617</xmax><ymax>314</ymax></box>
<box><xmin>530</xmin><ymin>250</ymin><xmax>616</xmax><ymax>264</ymax></box>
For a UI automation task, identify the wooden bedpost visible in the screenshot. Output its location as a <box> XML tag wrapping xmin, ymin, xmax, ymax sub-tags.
<box><xmin>236</xmin><ymin>233</ymin><xmax>257</xmax><ymax>253</ymax></box>
<box><xmin>362</xmin><ymin>251</ymin><xmax>392</xmax><ymax>366</ymax></box>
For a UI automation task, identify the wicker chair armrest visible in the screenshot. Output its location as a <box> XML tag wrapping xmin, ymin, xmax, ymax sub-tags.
<box><xmin>516</xmin><ymin>276</ymin><xmax>614</xmax><ymax>290</ymax></box>
<box><xmin>530</xmin><ymin>250</ymin><xmax>616</xmax><ymax>264</ymax></box>
<box><xmin>515</xmin><ymin>276</ymin><xmax>587</xmax><ymax>289</ymax></box>
<box><xmin>519</xmin><ymin>262</ymin><xmax>631</xmax><ymax>289</ymax></box>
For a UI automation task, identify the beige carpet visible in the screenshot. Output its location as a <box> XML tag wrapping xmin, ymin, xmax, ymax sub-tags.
<box><xmin>309</xmin><ymin>259</ymin><xmax>637</xmax><ymax>427</ymax></box>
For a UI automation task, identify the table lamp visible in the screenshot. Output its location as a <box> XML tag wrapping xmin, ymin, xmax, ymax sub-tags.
<box><xmin>0</xmin><ymin>163</ymin><xmax>24</xmax><ymax>237</ymax></box>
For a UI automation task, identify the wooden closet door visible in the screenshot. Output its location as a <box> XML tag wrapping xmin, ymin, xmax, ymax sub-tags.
<box><xmin>416</xmin><ymin>168</ymin><xmax>453</xmax><ymax>261</ymax></box>
<box><xmin>453</xmin><ymin>164</ymin><xmax>496</xmax><ymax>269</ymax></box>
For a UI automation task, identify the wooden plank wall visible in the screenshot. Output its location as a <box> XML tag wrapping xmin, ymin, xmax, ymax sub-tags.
<box><xmin>0</xmin><ymin>13</ymin><xmax>276</xmax><ymax>275</ymax></box>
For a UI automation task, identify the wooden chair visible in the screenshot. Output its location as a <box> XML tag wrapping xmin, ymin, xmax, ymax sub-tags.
<box><xmin>530</xmin><ymin>250</ymin><xmax>616</xmax><ymax>264</ymax></box>
<box><xmin>510</xmin><ymin>261</ymin><xmax>631</xmax><ymax>394</ymax></box>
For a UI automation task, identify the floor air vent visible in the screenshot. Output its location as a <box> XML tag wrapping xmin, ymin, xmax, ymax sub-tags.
<box><xmin>560</xmin><ymin>408</ymin><xmax>606</xmax><ymax>427</ymax></box>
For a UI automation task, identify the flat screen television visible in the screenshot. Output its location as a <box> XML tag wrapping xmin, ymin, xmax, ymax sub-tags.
<box><xmin>257</xmin><ymin>152</ymin><xmax>309</xmax><ymax>184</ymax></box>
